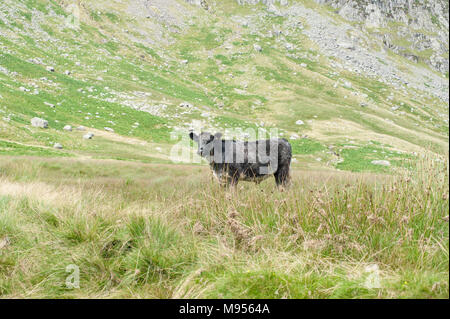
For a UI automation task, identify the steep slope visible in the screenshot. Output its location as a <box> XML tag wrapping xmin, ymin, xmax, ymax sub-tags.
<box><xmin>0</xmin><ymin>0</ymin><xmax>448</xmax><ymax>172</ymax></box>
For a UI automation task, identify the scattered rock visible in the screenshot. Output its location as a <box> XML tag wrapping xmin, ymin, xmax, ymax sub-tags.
<box><xmin>193</xmin><ymin>221</ymin><xmax>206</xmax><ymax>235</ymax></box>
<box><xmin>371</xmin><ymin>160</ymin><xmax>391</xmax><ymax>166</ymax></box>
<box><xmin>46</xmin><ymin>66</ymin><xmax>55</xmax><ymax>72</ymax></box>
<box><xmin>76</xmin><ymin>126</ymin><xmax>86</xmax><ymax>131</ymax></box>
<box><xmin>216</xmin><ymin>101</ymin><xmax>225</xmax><ymax>108</ymax></box>
<box><xmin>63</xmin><ymin>125</ymin><xmax>72</xmax><ymax>131</ymax></box>
<box><xmin>337</xmin><ymin>41</ymin><xmax>355</xmax><ymax>50</ymax></box>
<box><xmin>0</xmin><ymin>236</ymin><xmax>10</xmax><ymax>250</ymax></box>
<box><xmin>179</xmin><ymin>102</ymin><xmax>193</xmax><ymax>108</ymax></box>
<box><xmin>31</xmin><ymin>117</ymin><xmax>48</xmax><ymax>128</ymax></box>
<box><xmin>104</xmin><ymin>127</ymin><xmax>114</xmax><ymax>132</ymax></box>
<box><xmin>295</xmin><ymin>120</ymin><xmax>305</xmax><ymax>125</ymax></box>
<box><xmin>53</xmin><ymin>143</ymin><xmax>63</xmax><ymax>149</ymax></box>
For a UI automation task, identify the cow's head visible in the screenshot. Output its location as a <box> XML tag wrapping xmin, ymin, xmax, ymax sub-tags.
<box><xmin>189</xmin><ymin>131</ymin><xmax>222</xmax><ymax>159</ymax></box>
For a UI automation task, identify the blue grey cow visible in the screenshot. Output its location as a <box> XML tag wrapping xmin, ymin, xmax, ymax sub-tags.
<box><xmin>189</xmin><ymin>131</ymin><xmax>292</xmax><ymax>188</ymax></box>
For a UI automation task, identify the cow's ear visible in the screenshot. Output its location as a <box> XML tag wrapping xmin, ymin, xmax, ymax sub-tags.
<box><xmin>214</xmin><ymin>132</ymin><xmax>222</xmax><ymax>140</ymax></box>
<box><xmin>189</xmin><ymin>132</ymin><xmax>198</xmax><ymax>142</ymax></box>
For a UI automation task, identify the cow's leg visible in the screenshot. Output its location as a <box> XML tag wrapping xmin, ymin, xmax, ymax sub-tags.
<box><xmin>274</xmin><ymin>163</ymin><xmax>291</xmax><ymax>188</ymax></box>
<box><xmin>217</xmin><ymin>167</ymin><xmax>239</xmax><ymax>190</ymax></box>
<box><xmin>218</xmin><ymin>177</ymin><xmax>238</xmax><ymax>192</ymax></box>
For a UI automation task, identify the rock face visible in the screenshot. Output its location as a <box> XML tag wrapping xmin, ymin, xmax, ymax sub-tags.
<box><xmin>314</xmin><ymin>0</ymin><xmax>449</xmax><ymax>74</ymax></box>
<box><xmin>31</xmin><ymin>117</ymin><xmax>48</xmax><ymax>128</ymax></box>
<box><xmin>277</xmin><ymin>3</ymin><xmax>448</xmax><ymax>103</ymax></box>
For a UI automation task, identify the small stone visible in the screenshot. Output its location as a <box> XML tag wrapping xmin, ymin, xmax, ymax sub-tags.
<box><xmin>295</xmin><ymin>120</ymin><xmax>304</xmax><ymax>125</ymax></box>
<box><xmin>46</xmin><ymin>66</ymin><xmax>55</xmax><ymax>72</ymax></box>
<box><xmin>63</xmin><ymin>125</ymin><xmax>72</xmax><ymax>131</ymax></box>
<box><xmin>53</xmin><ymin>143</ymin><xmax>63</xmax><ymax>149</ymax></box>
<box><xmin>337</xmin><ymin>41</ymin><xmax>355</xmax><ymax>50</ymax></box>
<box><xmin>253</xmin><ymin>44</ymin><xmax>262</xmax><ymax>52</ymax></box>
<box><xmin>76</xmin><ymin>126</ymin><xmax>86</xmax><ymax>131</ymax></box>
<box><xmin>104</xmin><ymin>127</ymin><xmax>114</xmax><ymax>132</ymax></box>
<box><xmin>83</xmin><ymin>132</ymin><xmax>94</xmax><ymax>139</ymax></box>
